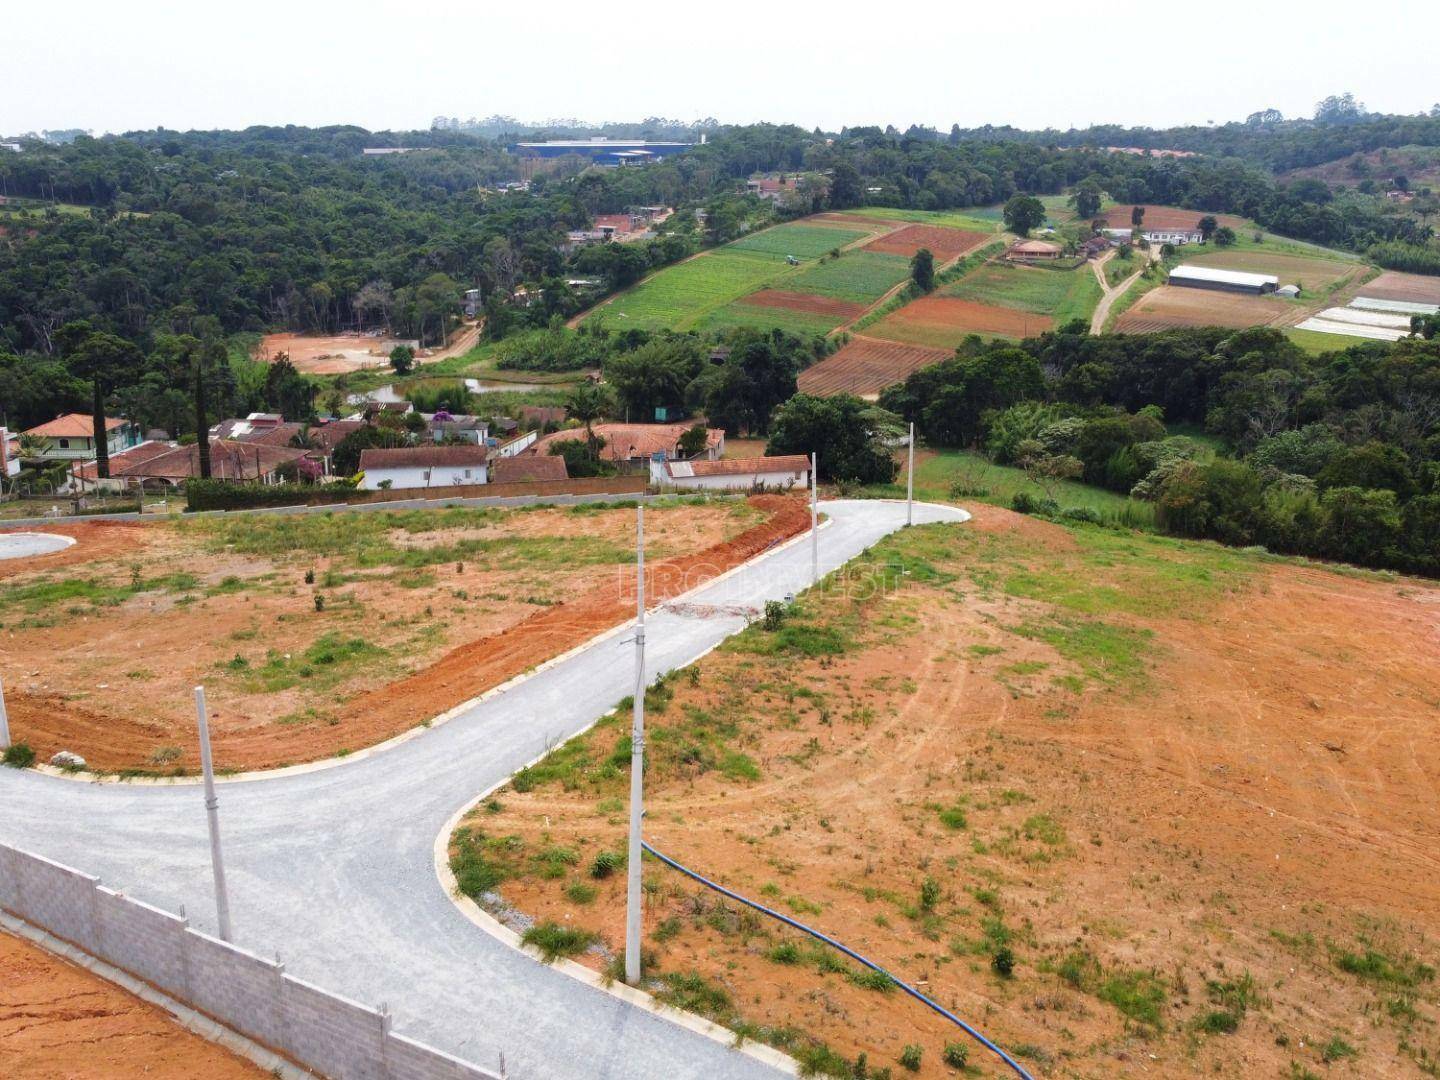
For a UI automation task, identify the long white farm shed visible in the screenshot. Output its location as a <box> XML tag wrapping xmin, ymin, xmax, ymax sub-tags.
<box><xmin>1169</xmin><ymin>265</ymin><xmax>1279</xmax><ymax>294</ymax></box>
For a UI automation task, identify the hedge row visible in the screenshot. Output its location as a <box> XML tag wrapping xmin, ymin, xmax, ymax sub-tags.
<box><xmin>185</xmin><ymin>480</ymin><xmax>356</xmax><ymax>512</ymax></box>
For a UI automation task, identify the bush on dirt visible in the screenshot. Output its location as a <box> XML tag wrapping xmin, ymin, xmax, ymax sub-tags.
<box><xmin>3</xmin><ymin>743</ymin><xmax>36</xmax><ymax>768</ymax></box>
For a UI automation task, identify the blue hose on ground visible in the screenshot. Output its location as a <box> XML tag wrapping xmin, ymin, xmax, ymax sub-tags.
<box><xmin>641</xmin><ymin>840</ymin><xmax>1036</xmax><ymax>1080</ymax></box>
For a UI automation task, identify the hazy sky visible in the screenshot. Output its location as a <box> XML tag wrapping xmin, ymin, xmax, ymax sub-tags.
<box><xmin>6</xmin><ymin>0</ymin><xmax>1438</xmax><ymax>136</ymax></box>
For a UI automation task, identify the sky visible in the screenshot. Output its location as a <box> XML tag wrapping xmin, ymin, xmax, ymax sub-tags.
<box><xmin>5</xmin><ymin>0</ymin><xmax>1439</xmax><ymax>136</ymax></box>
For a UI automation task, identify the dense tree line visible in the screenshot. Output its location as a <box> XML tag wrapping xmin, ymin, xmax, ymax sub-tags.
<box><xmin>880</xmin><ymin>327</ymin><xmax>1440</xmax><ymax>576</ymax></box>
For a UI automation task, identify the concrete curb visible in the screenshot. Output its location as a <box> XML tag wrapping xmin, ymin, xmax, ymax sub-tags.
<box><xmin>25</xmin><ymin>512</ymin><xmax>834</xmax><ymax>787</ymax></box>
<box><xmin>425</xmin><ymin>504</ymin><xmax>973</xmax><ymax>1077</ymax></box>
<box><xmin>433</xmin><ymin>781</ymin><xmax>800</xmax><ymax>1078</ymax></box>
<box><xmin>0</xmin><ymin>909</ymin><xmax>313</xmax><ymax>1079</ymax></box>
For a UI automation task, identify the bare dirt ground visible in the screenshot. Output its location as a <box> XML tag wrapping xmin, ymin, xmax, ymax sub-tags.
<box><xmin>1359</xmin><ymin>271</ymin><xmax>1440</xmax><ymax>305</ymax></box>
<box><xmin>798</xmin><ymin>337</ymin><xmax>951</xmax><ymax>399</ymax></box>
<box><xmin>1115</xmin><ymin>285</ymin><xmax>1295</xmax><ymax>333</ymax></box>
<box><xmin>1093</xmin><ymin>205</ymin><xmax>1249</xmax><ymax>231</ymax></box>
<box><xmin>257</xmin><ymin>323</ymin><xmax>480</xmax><ymax>375</ymax></box>
<box><xmin>459</xmin><ymin>507</ymin><xmax>1440</xmax><ymax>1078</ymax></box>
<box><xmin>0</xmin><ymin>930</ymin><xmax>263</xmax><ymax>1078</ymax></box>
<box><xmin>864</xmin><ymin>225</ymin><xmax>991</xmax><ymax>261</ymax></box>
<box><xmin>739</xmin><ymin>290</ymin><xmax>868</xmax><ymax>320</ymax></box>
<box><xmin>872</xmin><ymin>296</ymin><xmax>1054</xmax><ymax>347</ymax></box>
<box><xmin>0</xmin><ymin>498</ymin><xmax>807</xmax><ymax>773</ymax></box>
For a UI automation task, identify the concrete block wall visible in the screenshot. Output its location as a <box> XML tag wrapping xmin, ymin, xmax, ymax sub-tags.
<box><xmin>0</xmin><ymin>842</ymin><xmax>501</xmax><ymax>1080</ymax></box>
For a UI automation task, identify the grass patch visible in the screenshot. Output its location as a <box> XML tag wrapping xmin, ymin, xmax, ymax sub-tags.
<box><xmin>521</xmin><ymin>920</ymin><xmax>599</xmax><ymax>962</ymax></box>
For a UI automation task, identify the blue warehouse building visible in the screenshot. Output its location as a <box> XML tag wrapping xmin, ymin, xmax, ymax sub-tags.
<box><xmin>509</xmin><ymin>138</ymin><xmax>694</xmax><ymax>166</ymax></box>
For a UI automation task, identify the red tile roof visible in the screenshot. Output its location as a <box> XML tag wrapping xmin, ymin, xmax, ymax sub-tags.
<box><xmin>76</xmin><ymin>440</ymin><xmax>305</xmax><ymax>482</ymax></box>
<box><xmin>530</xmin><ymin>423</ymin><xmax>723</xmax><ymax>461</ymax></box>
<box><xmin>24</xmin><ymin>413</ymin><xmax>131</xmax><ymax>439</ymax></box>
<box><xmin>491</xmin><ymin>455</ymin><xmax>568</xmax><ymax>484</ymax></box>
<box><xmin>669</xmin><ymin>455</ymin><xmax>809</xmax><ymax>478</ymax></box>
<box><xmin>358</xmin><ymin>446</ymin><xmax>489</xmax><ymax>470</ymax></box>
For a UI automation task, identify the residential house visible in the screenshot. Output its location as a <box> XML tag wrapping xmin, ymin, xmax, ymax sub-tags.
<box><xmin>1</xmin><ymin>427</ymin><xmax>20</xmax><ymax>479</ymax></box>
<box><xmin>75</xmin><ymin>439</ymin><xmax>307</xmax><ymax>491</ymax></box>
<box><xmin>1006</xmin><ymin>239</ymin><xmax>1064</xmax><ymax>261</ymax></box>
<box><xmin>22</xmin><ymin>414</ymin><xmax>141</xmax><ymax>462</ymax></box>
<box><xmin>356</xmin><ymin>445</ymin><xmax>489</xmax><ymax>491</ymax></box>
<box><xmin>424</xmin><ymin>412</ymin><xmax>489</xmax><ymax>445</ymax></box>
<box><xmin>1081</xmin><ymin>235</ymin><xmax>1112</xmax><ymax>259</ymax></box>
<box><xmin>651</xmin><ymin>455</ymin><xmax>810</xmax><ymax>492</ymax></box>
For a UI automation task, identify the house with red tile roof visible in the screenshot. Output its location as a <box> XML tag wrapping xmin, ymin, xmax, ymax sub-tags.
<box><xmin>650</xmin><ymin>454</ymin><xmax>809</xmax><ymax>492</ymax></box>
<box><xmin>491</xmin><ymin>454</ymin><xmax>568</xmax><ymax>485</ymax></box>
<box><xmin>22</xmin><ymin>413</ymin><xmax>141</xmax><ymax>462</ymax></box>
<box><xmin>74</xmin><ymin>439</ymin><xmax>307</xmax><ymax>490</ymax></box>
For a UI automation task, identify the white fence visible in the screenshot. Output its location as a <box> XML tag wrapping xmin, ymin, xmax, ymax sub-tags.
<box><xmin>0</xmin><ymin>842</ymin><xmax>500</xmax><ymax>1080</ymax></box>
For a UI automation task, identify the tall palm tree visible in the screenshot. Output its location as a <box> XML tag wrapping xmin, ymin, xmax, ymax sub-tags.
<box><xmin>565</xmin><ymin>383</ymin><xmax>612</xmax><ymax>460</ymax></box>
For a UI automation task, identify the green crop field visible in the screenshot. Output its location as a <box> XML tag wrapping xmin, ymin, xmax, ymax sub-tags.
<box><xmin>584</xmin><ymin>250</ymin><xmax>786</xmax><ymax>330</ymax></box>
<box><xmin>942</xmin><ymin>262</ymin><xmax>1103</xmax><ymax>325</ymax></box>
<box><xmin>784</xmin><ymin>250</ymin><xmax>912</xmax><ymax>303</ymax></box>
<box><xmin>729</xmin><ymin>222</ymin><xmax>868</xmax><ymax>259</ymax></box>
<box><xmin>695</xmin><ymin>303</ymin><xmax>842</xmax><ymax>337</ymax></box>
<box><xmin>831</xmin><ymin>206</ymin><xmax>1000</xmax><ymax>233</ymax></box>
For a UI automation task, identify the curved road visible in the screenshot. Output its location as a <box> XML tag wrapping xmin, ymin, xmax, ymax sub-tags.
<box><xmin>0</xmin><ymin>499</ymin><xmax>969</xmax><ymax>1080</ymax></box>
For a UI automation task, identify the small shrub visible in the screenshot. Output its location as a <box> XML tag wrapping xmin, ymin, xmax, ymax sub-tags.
<box><xmin>304</xmin><ymin>568</ymin><xmax>315</xmax><ymax>584</ymax></box>
<box><xmin>564</xmin><ymin>881</ymin><xmax>597</xmax><ymax>904</ymax></box>
<box><xmin>1320</xmin><ymin>1036</ymin><xmax>1357</xmax><ymax>1063</ymax></box>
<box><xmin>590</xmin><ymin>850</ymin><xmax>623</xmax><ymax>879</ymax></box>
<box><xmin>898</xmin><ymin>1044</ymin><xmax>923</xmax><ymax>1071</ymax></box>
<box><xmin>314</xmin><ymin>594</ymin><xmax>325</xmax><ymax>612</ymax></box>
<box><xmin>3</xmin><ymin>743</ymin><xmax>36</xmax><ymax>768</ymax></box>
<box><xmin>942</xmin><ymin>1042</ymin><xmax>969</xmax><ymax>1068</ymax></box>
<box><xmin>1060</xmin><ymin>506</ymin><xmax>1102</xmax><ymax>524</ymax></box>
<box><xmin>849</xmin><ymin>967</ymin><xmax>895</xmax><ymax>993</ymax></box>
<box><xmin>767</xmin><ymin>941</ymin><xmax>802</xmax><ymax>965</ymax></box>
<box><xmin>919</xmin><ymin>875</ymin><xmax>942</xmax><ymax>912</ymax></box>
<box><xmin>763</xmin><ymin>600</ymin><xmax>788</xmax><ymax>631</ymax></box>
<box><xmin>937</xmin><ymin>804</ymin><xmax>967</xmax><ymax>830</ymax></box>
<box><xmin>148</xmin><ymin>746</ymin><xmax>182</xmax><ymax>766</ymax></box>
<box><xmin>521</xmin><ymin>921</ymin><xmax>598</xmax><ymax>962</ymax></box>
<box><xmin>992</xmin><ymin>946</ymin><xmax>1016</xmax><ymax>978</ymax></box>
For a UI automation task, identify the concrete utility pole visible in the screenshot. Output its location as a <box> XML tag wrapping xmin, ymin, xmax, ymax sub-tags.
<box><xmin>810</xmin><ymin>451</ymin><xmax>819</xmax><ymax>585</ymax></box>
<box><xmin>907</xmin><ymin>421</ymin><xmax>915</xmax><ymax>527</ymax></box>
<box><xmin>194</xmin><ymin>687</ymin><xmax>233</xmax><ymax>942</ymax></box>
<box><xmin>624</xmin><ymin>506</ymin><xmax>646</xmax><ymax>986</ymax></box>
<box><xmin>0</xmin><ymin>676</ymin><xmax>10</xmax><ymax>749</ymax></box>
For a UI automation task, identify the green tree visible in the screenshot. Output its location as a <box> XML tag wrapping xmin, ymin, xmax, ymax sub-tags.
<box><xmin>1197</xmin><ymin>215</ymin><xmax>1219</xmax><ymax>242</ymax></box>
<box><xmin>262</xmin><ymin>355</ymin><xmax>316</xmax><ymax>421</ymax></box>
<box><xmin>1213</xmin><ymin>226</ymin><xmax>1238</xmax><ymax>246</ymax></box>
<box><xmin>766</xmin><ymin>394</ymin><xmax>899</xmax><ymax>484</ymax></box>
<box><xmin>605</xmin><ymin>337</ymin><xmax>703</xmax><ymax>420</ymax></box>
<box><xmin>1131</xmin><ymin>205</ymin><xmax>1146</xmax><ymax>228</ymax></box>
<box><xmin>677</xmin><ymin>423</ymin><xmax>710</xmax><ymax>457</ymax></box>
<box><xmin>828</xmin><ymin>161</ymin><xmax>863</xmax><ymax>210</ymax></box>
<box><xmin>389</xmin><ymin>344</ymin><xmax>416</xmax><ymax>376</ymax></box>
<box><xmin>65</xmin><ymin>328</ymin><xmax>144</xmax><ymax>481</ymax></box>
<box><xmin>1002</xmin><ymin>196</ymin><xmax>1046</xmax><ymax>237</ymax></box>
<box><xmin>910</xmin><ymin>248</ymin><xmax>936</xmax><ymax>292</ymax></box>
<box><xmin>565</xmin><ymin>382</ymin><xmax>613</xmax><ymax>458</ymax></box>
<box><xmin>1069</xmin><ymin>181</ymin><xmax>1102</xmax><ymax>220</ymax></box>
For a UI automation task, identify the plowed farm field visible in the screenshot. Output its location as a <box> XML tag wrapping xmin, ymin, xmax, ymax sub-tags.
<box><xmin>737</xmin><ymin>289</ymin><xmax>867</xmax><ymax>320</ymax></box>
<box><xmin>0</xmin><ymin>498</ymin><xmax>808</xmax><ymax>773</ymax></box>
<box><xmin>1359</xmin><ymin>270</ymin><xmax>1440</xmax><ymax>304</ymax></box>
<box><xmin>863</xmin><ymin>224</ymin><xmax>990</xmax><ymax>261</ymax></box>
<box><xmin>869</xmin><ymin>295</ymin><xmax>1054</xmax><ymax>347</ymax></box>
<box><xmin>1115</xmin><ymin>285</ymin><xmax>1295</xmax><ymax>332</ymax></box>
<box><xmin>1182</xmin><ymin>249</ymin><xmax>1361</xmax><ymax>290</ymax></box>
<box><xmin>1093</xmin><ymin>203</ymin><xmax>1249</xmax><ymax>230</ymax></box>
<box><xmin>797</xmin><ymin>336</ymin><xmax>951</xmax><ymax>398</ymax></box>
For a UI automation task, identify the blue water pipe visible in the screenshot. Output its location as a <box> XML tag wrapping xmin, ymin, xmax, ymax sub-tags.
<box><xmin>641</xmin><ymin>840</ymin><xmax>1037</xmax><ymax>1080</ymax></box>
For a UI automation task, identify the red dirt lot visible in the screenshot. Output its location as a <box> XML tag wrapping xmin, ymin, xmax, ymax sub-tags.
<box><xmin>0</xmin><ymin>521</ymin><xmax>149</xmax><ymax>581</ymax></box>
<box><xmin>797</xmin><ymin>336</ymin><xmax>951</xmax><ymax>399</ymax></box>
<box><xmin>0</xmin><ymin>498</ymin><xmax>810</xmax><ymax>773</ymax></box>
<box><xmin>871</xmin><ymin>296</ymin><xmax>1053</xmax><ymax>347</ymax></box>
<box><xmin>472</xmin><ymin>508</ymin><xmax>1440</xmax><ymax>1079</ymax></box>
<box><xmin>0</xmin><ymin>930</ymin><xmax>264</xmax><ymax>1078</ymax></box>
<box><xmin>1092</xmin><ymin>204</ymin><xmax>1249</xmax><ymax>230</ymax></box>
<box><xmin>1358</xmin><ymin>270</ymin><xmax>1440</xmax><ymax>305</ymax></box>
<box><xmin>1115</xmin><ymin>285</ymin><xmax>1295</xmax><ymax>333</ymax></box>
<box><xmin>863</xmin><ymin>224</ymin><xmax>990</xmax><ymax>261</ymax></box>
<box><xmin>739</xmin><ymin>289</ymin><xmax>868</xmax><ymax>320</ymax></box>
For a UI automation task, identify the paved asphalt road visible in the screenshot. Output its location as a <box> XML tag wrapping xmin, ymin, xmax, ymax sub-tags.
<box><xmin>0</xmin><ymin>499</ymin><xmax>969</xmax><ymax>1080</ymax></box>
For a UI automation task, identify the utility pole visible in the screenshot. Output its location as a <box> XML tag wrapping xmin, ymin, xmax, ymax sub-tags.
<box><xmin>0</xmin><ymin>675</ymin><xmax>10</xmax><ymax>749</ymax></box>
<box><xmin>194</xmin><ymin>687</ymin><xmax>233</xmax><ymax>942</ymax></box>
<box><xmin>810</xmin><ymin>451</ymin><xmax>818</xmax><ymax>585</ymax></box>
<box><xmin>906</xmin><ymin>421</ymin><xmax>915</xmax><ymax>527</ymax></box>
<box><xmin>624</xmin><ymin>506</ymin><xmax>646</xmax><ymax>986</ymax></box>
